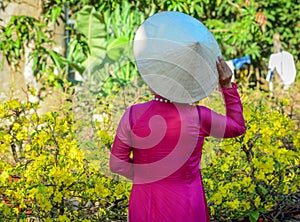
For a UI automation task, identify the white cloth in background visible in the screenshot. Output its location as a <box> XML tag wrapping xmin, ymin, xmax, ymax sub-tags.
<box><xmin>266</xmin><ymin>51</ymin><xmax>296</xmax><ymax>89</ymax></box>
<box><xmin>226</xmin><ymin>60</ymin><xmax>235</xmax><ymax>82</ymax></box>
<box><xmin>225</xmin><ymin>56</ymin><xmax>251</xmax><ymax>83</ymax></box>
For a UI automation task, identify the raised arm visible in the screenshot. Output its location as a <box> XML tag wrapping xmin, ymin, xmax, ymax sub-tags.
<box><xmin>198</xmin><ymin>56</ymin><xmax>246</xmax><ymax>138</ymax></box>
<box><xmin>198</xmin><ymin>84</ymin><xmax>246</xmax><ymax>138</ymax></box>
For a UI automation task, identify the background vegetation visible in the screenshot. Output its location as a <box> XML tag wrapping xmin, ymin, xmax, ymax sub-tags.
<box><xmin>0</xmin><ymin>0</ymin><xmax>299</xmax><ymax>221</ymax></box>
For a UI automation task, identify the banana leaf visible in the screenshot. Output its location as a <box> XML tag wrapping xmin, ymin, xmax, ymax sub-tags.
<box><xmin>106</xmin><ymin>37</ymin><xmax>130</xmax><ymax>61</ymax></box>
<box><xmin>75</xmin><ymin>6</ymin><xmax>106</xmax><ymax>70</ymax></box>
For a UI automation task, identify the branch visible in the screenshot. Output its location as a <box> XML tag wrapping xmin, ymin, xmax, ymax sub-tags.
<box><xmin>242</xmin><ymin>144</ymin><xmax>266</xmax><ymax>201</ymax></box>
<box><xmin>210</xmin><ymin>29</ymin><xmax>230</xmax><ymax>33</ymax></box>
<box><xmin>227</xmin><ymin>0</ymin><xmax>241</xmax><ymax>9</ymax></box>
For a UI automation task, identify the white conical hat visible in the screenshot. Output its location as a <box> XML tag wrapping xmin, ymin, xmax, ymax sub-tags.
<box><xmin>134</xmin><ymin>11</ymin><xmax>221</xmax><ymax>103</ymax></box>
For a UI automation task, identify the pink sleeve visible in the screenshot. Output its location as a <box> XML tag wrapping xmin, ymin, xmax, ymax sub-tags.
<box><xmin>109</xmin><ymin>106</ymin><xmax>134</xmax><ymax>180</ymax></box>
<box><xmin>198</xmin><ymin>83</ymin><xmax>246</xmax><ymax>138</ymax></box>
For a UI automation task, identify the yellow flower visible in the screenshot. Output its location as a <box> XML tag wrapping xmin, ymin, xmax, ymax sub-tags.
<box><xmin>53</xmin><ymin>192</ymin><xmax>63</xmax><ymax>203</ymax></box>
<box><xmin>3</xmin><ymin>134</ymin><xmax>13</xmax><ymax>143</ymax></box>
<box><xmin>282</xmin><ymin>184</ymin><xmax>289</xmax><ymax>195</ymax></box>
<box><xmin>221</xmin><ymin>163</ymin><xmax>229</xmax><ymax>172</ymax></box>
<box><xmin>254</xmin><ymin>196</ymin><xmax>261</xmax><ymax>208</ymax></box>
<box><xmin>0</xmin><ymin>170</ymin><xmax>9</xmax><ymax>183</ymax></box>
<box><xmin>44</xmin><ymin>217</ymin><xmax>52</xmax><ymax>222</ymax></box>
<box><xmin>241</xmin><ymin>201</ymin><xmax>251</xmax><ymax>210</ymax></box>
<box><xmin>210</xmin><ymin>206</ymin><xmax>215</xmax><ymax>215</ymax></box>
<box><xmin>0</xmin><ymin>103</ymin><xmax>6</xmax><ymax>118</ymax></box>
<box><xmin>263</xmin><ymin>158</ymin><xmax>275</xmax><ymax>174</ymax></box>
<box><xmin>58</xmin><ymin>215</ymin><xmax>70</xmax><ymax>222</ymax></box>
<box><xmin>211</xmin><ymin>192</ymin><xmax>223</xmax><ymax>205</ymax></box>
<box><xmin>25</xmin><ymin>143</ymin><xmax>31</xmax><ymax>151</ymax></box>
<box><xmin>204</xmin><ymin>178</ymin><xmax>214</xmax><ymax>190</ymax></box>
<box><xmin>241</xmin><ymin>177</ymin><xmax>252</xmax><ymax>187</ymax></box>
<box><xmin>255</xmin><ymin>171</ymin><xmax>265</xmax><ymax>181</ymax></box>
<box><xmin>12</xmin><ymin>122</ymin><xmax>21</xmax><ymax>131</ymax></box>
<box><xmin>227</xmin><ymin>199</ymin><xmax>240</xmax><ymax>210</ymax></box>
<box><xmin>13</xmin><ymin>207</ymin><xmax>19</xmax><ymax>215</ymax></box>
<box><xmin>265</xmin><ymin>201</ymin><xmax>275</xmax><ymax>210</ymax></box>
<box><xmin>6</xmin><ymin>100</ymin><xmax>21</xmax><ymax>109</ymax></box>
<box><xmin>16</xmin><ymin>129</ymin><xmax>28</xmax><ymax>141</ymax></box>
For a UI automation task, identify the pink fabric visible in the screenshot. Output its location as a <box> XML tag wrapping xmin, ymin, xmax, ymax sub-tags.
<box><xmin>110</xmin><ymin>83</ymin><xmax>246</xmax><ymax>222</ymax></box>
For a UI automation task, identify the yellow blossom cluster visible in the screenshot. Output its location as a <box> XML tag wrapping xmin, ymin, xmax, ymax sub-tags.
<box><xmin>202</xmin><ymin>93</ymin><xmax>299</xmax><ymax>220</ymax></box>
<box><xmin>0</xmin><ymin>99</ymin><xmax>131</xmax><ymax>221</ymax></box>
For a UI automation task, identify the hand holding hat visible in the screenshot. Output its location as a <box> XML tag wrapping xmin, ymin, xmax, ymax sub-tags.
<box><xmin>216</xmin><ymin>56</ymin><xmax>233</xmax><ymax>88</ymax></box>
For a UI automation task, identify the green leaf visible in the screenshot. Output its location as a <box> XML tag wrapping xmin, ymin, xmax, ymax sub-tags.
<box><xmin>258</xmin><ymin>184</ymin><xmax>268</xmax><ymax>194</ymax></box>
<box><xmin>106</xmin><ymin>37</ymin><xmax>129</xmax><ymax>61</ymax></box>
<box><xmin>68</xmin><ymin>61</ymin><xmax>85</xmax><ymax>74</ymax></box>
<box><xmin>249</xmin><ymin>211</ymin><xmax>260</xmax><ymax>222</ymax></box>
<box><xmin>75</xmin><ymin>6</ymin><xmax>108</xmax><ymax>77</ymax></box>
<box><xmin>51</xmin><ymin>6</ymin><xmax>62</xmax><ymax>23</ymax></box>
<box><xmin>76</xmin><ymin>6</ymin><xmax>106</xmax><ymax>60</ymax></box>
<box><xmin>49</xmin><ymin>50</ymin><xmax>66</xmax><ymax>69</ymax></box>
<box><xmin>38</xmin><ymin>184</ymin><xmax>46</xmax><ymax>194</ymax></box>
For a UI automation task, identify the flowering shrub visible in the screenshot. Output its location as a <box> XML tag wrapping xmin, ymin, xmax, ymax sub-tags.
<box><xmin>0</xmin><ymin>87</ymin><xmax>299</xmax><ymax>221</ymax></box>
<box><xmin>202</xmin><ymin>90</ymin><xmax>300</xmax><ymax>220</ymax></box>
<box><xmin>0</xmin><ymin>99</ymin><xmax>130</xmax><ymax>221</ymax></box>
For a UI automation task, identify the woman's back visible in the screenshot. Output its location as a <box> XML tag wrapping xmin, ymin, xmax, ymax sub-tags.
<box><xmin>111</xmin><ymin>86</ymin><xmax>246</xmax><ymax>221</ymax></box>
<box><xmin>127</xmin><ymin>100</ymin><xmax>209</xmax><ymax>222</ymax></box>
<box><xmin>130</xmin><ymin>100</ymin><xmax>203</xmax><ymax>184</ymax></box>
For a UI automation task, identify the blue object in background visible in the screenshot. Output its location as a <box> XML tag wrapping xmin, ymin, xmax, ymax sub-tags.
<box><xmin>232</xmin><ymin>55</ymin><xmax>251</xmax><ymax>70</ymax></box>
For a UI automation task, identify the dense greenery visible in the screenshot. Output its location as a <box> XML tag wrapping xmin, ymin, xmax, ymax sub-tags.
<box><xmin>1</xmin><ymin>0</ymin><xmax>299</xmax><ymax>86</ymax></box>
<box><xmin>0</xmin><ymin>0</ymin><xmax>299</xmax><ymax>221</ymax></box>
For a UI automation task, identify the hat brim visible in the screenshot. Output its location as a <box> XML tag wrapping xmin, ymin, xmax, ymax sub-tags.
<box><xmin>134</xmin><ymin>11</ymin><xmax>221</xmax><ymax>103</ymax></box>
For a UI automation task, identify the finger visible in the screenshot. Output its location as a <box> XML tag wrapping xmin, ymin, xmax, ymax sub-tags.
<box><xmin>216</xmin><ymin>56</ymin><xmax>227</xmax><ymax>76</ymax></box>
<box><xmin>218</xmin><ymin>55</ymin><xmax>224</xmax><ymax>63</ymax></box>
<box><xmin>219</xmin><ymin>57</ymin><xmax>232</xmax><ymax>77</ymax></box>
<box><xmin>216</xmin><ymin>59</ymin><xmax>223</xmax><ymax>76</ymax></box>
<box><xmin>219</xmin><ymin>56</ymin><xmax>227</xmax><ymax>69</ymax></box>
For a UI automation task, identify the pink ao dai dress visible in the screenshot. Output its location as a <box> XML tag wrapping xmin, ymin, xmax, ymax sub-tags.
<box><xmin>110</xmin><ymin>83</ymin><xmax>246</xmax><ymax>222</ymax></box>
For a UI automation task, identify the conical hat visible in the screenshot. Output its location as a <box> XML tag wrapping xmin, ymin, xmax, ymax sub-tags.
<box><xmin>134</xmin><ymin>11</ymin><xmax>221</xmax><ymax>103</ymax></box>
